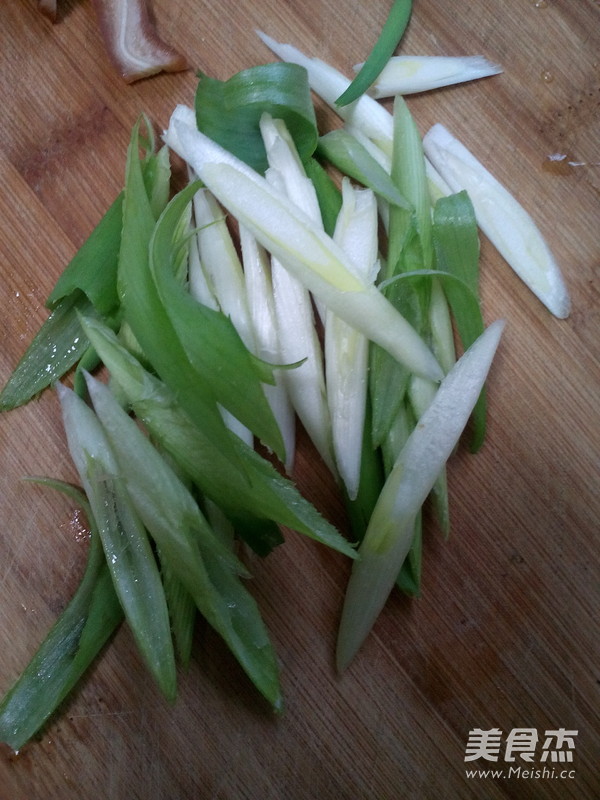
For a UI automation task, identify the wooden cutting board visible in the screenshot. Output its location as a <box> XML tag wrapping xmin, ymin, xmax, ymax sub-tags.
<box><xmin>0</xmin><ymin>1</ymin><xmax>598</xmax><ymax>798</ymax></box>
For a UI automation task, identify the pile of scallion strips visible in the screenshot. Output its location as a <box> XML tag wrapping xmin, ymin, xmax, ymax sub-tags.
<box><xmin>0</xmin><ymin>5</ymin><xmax>570</xmax><ymax>752</ymax></box>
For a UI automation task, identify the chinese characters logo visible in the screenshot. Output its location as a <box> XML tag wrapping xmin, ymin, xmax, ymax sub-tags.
<box><xmin>465</xmin><ymin>727</ymin><xmax>577</xmax><ymax>763</ymax></box>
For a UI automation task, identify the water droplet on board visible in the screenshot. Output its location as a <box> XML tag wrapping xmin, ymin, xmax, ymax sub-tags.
<box><xmin>70</xmin><ymin>508</ymin><xmax>91</xmax><ymax>542</ymax></box>
<box><xmin>541</xmin><ymin>70</ymin><xmax>554</xmax><ymax>84</ymax></box>
<box><xmin>532</xmin><ymin>0</ymin><xmax>548</xmax><ymax>7</ymax></box>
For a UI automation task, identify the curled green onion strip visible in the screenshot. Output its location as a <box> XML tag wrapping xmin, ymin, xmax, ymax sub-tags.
<box><xmin>335</xmin><ymin>0</ymin><xmax>413</xmax><ymax>107</ymax></box>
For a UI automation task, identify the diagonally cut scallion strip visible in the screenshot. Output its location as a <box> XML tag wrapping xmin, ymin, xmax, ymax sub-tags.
<box><xmin>164</xmin><ymin>109</ymin><xmax>442</xmax><ymax>383</ymax></box>
<box><xmin>0</xmin><ymin>482</ymin><xmax>122</xmax><ymax>752</ymax></box>
<box><xmin>316</xmin><ymin>129</ymin><xmax>411</xmax><ymax>210</ymax></box>
<box><xmin>326</xmin><ymin>180</ymin><xmax>379</xmax><ymax>500</ymax></box>
<box><xmin>260</xmin><ymin>115</ymin><xmax>335</xmax><ymax>472</ymax></box>
<box><xmin>389</xmin><ymin>94</ymin><xmax>432</xmax><ymax>271</ymax></box>
<box><xmin>78</xmin><ymin>315</ymin><xmax>356</xmax><ymax>559</ymax></box>
<box><xmin>84</xmin><ymin>372</ymin><xmax>283</xmax><ymax>709</ymax></box>
<box><xmin>148</xmin><ymin>181</ymin><xmax>285</xmax><ymax>459</ymax></box>
<box><xmin>0</xmin><ymin>292</ymin><xmax>92</xmax><ymax>411</ymax></box>
<box><xmin>239</xmin><ymin>225</ymin><xmax>296</xmax><ymax>472</ymax></box>
<box><xmin>432</xmin><ymin>190</ymin><xmax>487</xmax><ymax>450</ymax></box>
<box><xmin>423</xmin><ymin>123</ymin><xmax>570</xmax><ymax>318</ymax></box>
<box><xmin>360</xmin><ymin>54</ymin><xmax>502</xmax><ymax>98</ymax></box>
<box><xmin>57</xmin><ymin>383</ymin><xmax>177</xmax><ymax>702</ymax></box>
<box><xmin>336</xmin><ymin>319</ymin><xmax>505</xmax><ymax>671</ymax></box>
<box><xmin>192</xmin><ymin>187</ymin><xmax>257</xmax><ymax>353</ymax></box>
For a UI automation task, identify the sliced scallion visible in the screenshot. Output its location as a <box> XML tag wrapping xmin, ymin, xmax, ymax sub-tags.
<box><xmin>423</xmin><ymin>123</ymin><xmax>570</xmax><ymax>318</ymax></box>
<box><xmin>316</xmin><ymin>129</ymin><xmax>411</xmax><ymax>210</ymax></box>
<box><xmin>83</xmin><ymin>372</ymin><xmax>282</xmax><ymax>709</ymax></box>
<box><xmin>260</xmin><ymin>116</ymin><xmax>335</xmax><ymax>472</ymax></box>
<box><xmin>336</xmin><ymin>319</ymin><xmax>505</xmax><ymax>671</ymax></box>
<box><xmin>361</xmin><ymin>54</ymin><xmax>502</xmax><ymax>98</ymax></box>
<box><xmin>0</xmin><ymin>483</ymin><xmax>122</xmax><ymax>752</ymax></box>
<box><xmin>78</xmin><ymin>315</ymin><xmax>356</xmax><ymax>559</ymax></box>
<box><xmin>326</xmin><ymin>180</ymin><xmax>379</xmax><ymax>499</ymax></box>
<box><xmin>0</xmin><ymin>292</ymin><xmax>92</xmax><ymax>411</ymax></box>
<box><xmin>165</xmin><ymin>109</ymin><xmax>442</xmax><ymax>382</ymax></box>
<box><xmin>57</xmin><ymin>383</ymin><xmax>177</xmax><ymax>701</ymax></box>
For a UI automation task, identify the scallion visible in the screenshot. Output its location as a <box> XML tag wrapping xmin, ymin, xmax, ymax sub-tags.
<box><xmin>360</xmin><ymin>54</ymin><xmax>502</xmax><ymax>98</ymax></box>
<box><xmin>336</xmin><ymin>319</ymin><xmax>505</xmax><ymax>671</ymax></box>
<box><xmin>423</xmin><ymin>123</ymin><xmax>571</xmax><ymax>318</ymax></box>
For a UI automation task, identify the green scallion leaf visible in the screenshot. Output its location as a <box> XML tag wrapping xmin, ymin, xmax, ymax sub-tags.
<box><xmin>0</xmin><ymin>292</ymin><xmax>92</xmax><ymax>412</ymax></box>
<box><xmin>57</xmin><ymin>383</ymin><xmax>177</xmax><ymax>702</ymax></box>
<box><xmin>117</xmin><ymin>118</ymin><xmax>247</xmax><ymax>473</ymax></box>
<box><xmin>195</xmin><ymin>63</ymin><xmax>318</xmax><ymax>174</ymax></box>
<box><xmin>0</xmin><ymin>483</ymin><xmax>122</xmax><ymax>751</ymax></box>
<box><xmin>150</xmin><ymin>181</ymin><xmax>286</xmax><ymax>460</ymax></box>
<box><xmin>46</xmin><ymin>195</ymin><xmax>123</xmax><ymax>314</ymax></box>
<box><xmin>432</xmin><ymin>191</ymin><xmax>487</xmax><ymax>451</ymax></box>
<box><xmin>79</xmin><ymin>315</ymin><xmax>356</xmax><ymax>560</ymax></box>
<box><xmin>316</xmin><ymin>129</ymin><xmax>411</xmax><ymax>210</ymax></box>
<box><xmin>303</xmin><ymin>157</ymin><xmax>342</xmax><ymax>237</ymax></box>
<box><xmin>83</xmin><ymin>371</ymin><xmax>282</xmax><ymax>707</ymax></box>
<box><xmin>335</xmin><ymin>0</ymin><xmax>413</xmax><ymax>107</ymax></box>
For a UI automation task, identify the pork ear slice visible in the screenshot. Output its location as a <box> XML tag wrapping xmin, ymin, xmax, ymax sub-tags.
<box><xmin>37</xmin><ymin>0</ymin><xmax>58</xmax><ymax>22</ymax></box>
<box><xmin>91</xmin><ymin>0</ymin><xmax>188</xmax><ymax>83</ymax></box>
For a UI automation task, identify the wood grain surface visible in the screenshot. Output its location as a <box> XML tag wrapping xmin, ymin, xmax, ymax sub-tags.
<box><xmin>0</xmin><ymin>1</ymin><xmax>599</xmax><ymax>798</ymax></box>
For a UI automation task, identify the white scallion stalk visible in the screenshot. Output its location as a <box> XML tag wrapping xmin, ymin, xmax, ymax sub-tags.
<box><xmin>186</xmin><ymin>166</ymin><xmax>220</xmax><ymax>311</ymax></box>
<box><xmin>259</xmin><ymin>115</ymin><xmax>334</xmax><ymax>473</ymax></box>
<box><xmin>188</xmin><ymin>226</ymin><xmax>219</xmax><ymax>311</ymax></box>
<box><xmin>425</xmin><ymin>157</ymin><xmax>452</xmax><ymax>204</ymax></box>
<box><xmin>423</xmin><ymin>123</ymin><xmax>571</xmax><ymax>318</ymax></box>
<box><xmin>326</xmin><ymin>180</ymin><xmax>379</xmax><ymax>499</ymax></box>
<box><xmin>164</xmin><ymin>107</ymin><xmax>443</xmax><ymax>383</ymax></box>
<box><xmin>407</xmin><ymin>374</ymin><xmax>450</xmax><ymax>535</ymax></box>
<box><xmin>336</xmin><ymin>319</ymin><xmax>506</xmax><ymax>672</ymax></box>
<box><xmin>259</xmin><ymin>114</ymin><xmax>323</xmax><ymax>227</ymax></box>
<box><xmin>239</xmin><ymin>223</ymin><xmax>296</xmax><ymax>472</ymax></box>
<box><xmin>192</xmin><ymin>186</ymin><xmax>257</xmax><ymax>447</ymax></box>
<box><xmin>260</xmin><ymin>113</ymin><xmax>328</xmax><ymax>323</ymax></box>
<box><xmin>271</xmin><ymin>249</ymin><xmax>334</xmax><ymax>473</ymax></box>
<box><xmin>192</xmin><ymin>187</ymin><xmax>257</xmax><ymax>350</ymax></box>
<box><xmin>429</xmin><ymin>277</ymin><xmax>457</xmax><ymax>375</ymax></box>
<box><xmin>358</xmin><ymin>55</ymin><xmax>502</xmax><ymax>98</ymax></box>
